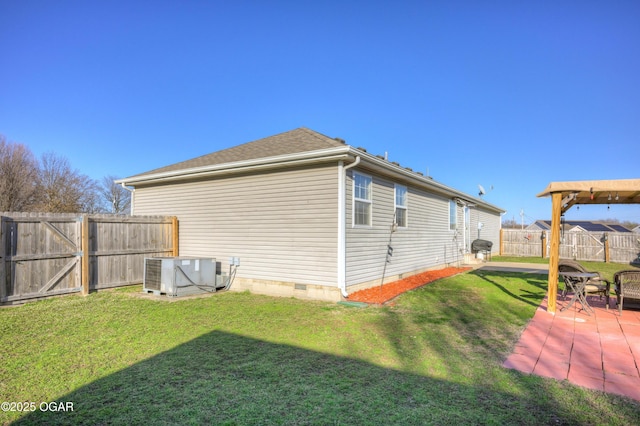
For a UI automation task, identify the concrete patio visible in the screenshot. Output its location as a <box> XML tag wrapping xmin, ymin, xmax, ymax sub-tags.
<box><xmin>502</xmin><ymin>291</ymin><xmax>640</xmax><ymax>402</ymax></box>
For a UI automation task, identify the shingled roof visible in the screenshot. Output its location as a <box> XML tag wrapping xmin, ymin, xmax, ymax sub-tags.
<box><xmin>120</xmin><ymin>126</ymin><xmax>505</xmax><ymax>214</ymax></box>
<box><xmin>128</xmin><ymin>127</ymin><xmax>346</xmax><ymax>179</ymax></box>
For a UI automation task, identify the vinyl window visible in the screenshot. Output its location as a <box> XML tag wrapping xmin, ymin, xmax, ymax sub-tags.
<box><xmin>353</xmin><ymin>172</ymin><xmax>372</xmax><ymax>226</ymax></box>
<box><xmin>395</xmin><ymin>184</ymin><xmax>407</xmax><ymax>228</ymax></box>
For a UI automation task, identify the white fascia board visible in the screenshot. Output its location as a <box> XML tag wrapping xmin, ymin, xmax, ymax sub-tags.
<box><xmin>352</xmin><ymin>149</ymin><xmax>505</xmax><ymax>214</ymax></box>
<box><xmin>117</xmin><ymin>146</ymin><xmax>353</xmax><ymax>186</ymax></box>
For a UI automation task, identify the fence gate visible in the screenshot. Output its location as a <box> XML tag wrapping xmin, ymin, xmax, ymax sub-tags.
<box><xmin>559</xmin><ymin>231</ymin><xmax>605</xmax><ymax>261</ymax></box>
<box><xmin>1</xmin><ymin>214</ymin><xmax>82</xmax><ymax>303</ymax></box>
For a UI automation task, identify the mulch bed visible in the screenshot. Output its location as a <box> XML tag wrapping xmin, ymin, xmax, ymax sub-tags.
<box><xmin>347</xmin><ymin>266</ymin><xmax>471</xmax><ymax>305</ymax></box>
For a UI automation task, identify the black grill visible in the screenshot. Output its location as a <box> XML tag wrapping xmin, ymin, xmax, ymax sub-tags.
<box><xmin>471</xmin><ymin>239</ymin><xmax>493</xmax><ymax>252</ymax></box>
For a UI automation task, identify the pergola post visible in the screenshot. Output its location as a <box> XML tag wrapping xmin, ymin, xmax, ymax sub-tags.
<box><xmin>546</xmin><ymin>192</ymin><xmax>563</xmax><ymax>314</ymax></box>
<box><xmin>537</xmin><ymin>179</ymin><xmax>640</xmax><ymax>315</ymax></box>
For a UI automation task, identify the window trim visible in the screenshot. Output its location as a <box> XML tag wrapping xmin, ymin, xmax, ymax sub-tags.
<box><xmin>352</xmin><ymin>172</ymin><xmax>373</xmax><ymax>227</ymax></box>
<box><xmin>394</xmin><ymin>184</ymin><xmax>408</xmax><ymax>228</ymax></box>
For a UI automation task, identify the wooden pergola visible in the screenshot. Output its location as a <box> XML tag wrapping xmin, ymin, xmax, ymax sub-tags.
<box><xmin>537</xmin><ymin>178</ymin><xmax>640</xmax><ymax>314</ymax></box>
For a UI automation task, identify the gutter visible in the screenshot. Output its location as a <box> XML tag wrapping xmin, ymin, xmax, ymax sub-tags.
<box><xmin>116</xmin><ymin>142</ymin><xmax>502</xmax><ymax>214</ymax></box>
<box><xmin>337</xmin><ymin>155</ymin><xmax>361</xmax><ymax>298</ymax></box>
<box><xmin>116</xmin><ymin>146</ymin><xmax>352</xmax><ymax>186</ymax></box>
<box><xmin>350</xmin><ymin>149</ymin><xmax>505</xmax><ymax>214</ymax></box>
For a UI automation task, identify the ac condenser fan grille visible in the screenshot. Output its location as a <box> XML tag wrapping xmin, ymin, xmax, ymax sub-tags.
<box><xmin>145</xmin><ymin>259</ymin><xmax>162</xmax><ymax>291</ymax></box>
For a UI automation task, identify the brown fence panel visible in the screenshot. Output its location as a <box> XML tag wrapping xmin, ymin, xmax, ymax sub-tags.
<box><xmin>561</xmin><ymin>232</ymin><xmax>605</xmax><ymax>261</ymax></box>
<box><xmin>501</xmin><ymin>228</ymin><xmax>639</xmax><ymax>264</ymax></box>
<box><xmin>0</xmin><ymin>213</ymin><xmax>82</xmax><ymax>303</ymax></box>
<box><xmin>1</xmin><ymin>213</ymin><xmax>176</xmax><ymax>304</ymax></box>
<box><xmin>89</xmin><ymin>215</ymin><xmax>175</xmax><ymax>290</ymax></box>
<box><xmin>608</xmin><ymin>233</ymin><xmax>640</xmax><ymax>264</ymax></box>
<box><xmin>501</xmin><ymin>229</ymin><xmax>544</xmax><ymax>257</ymax></box>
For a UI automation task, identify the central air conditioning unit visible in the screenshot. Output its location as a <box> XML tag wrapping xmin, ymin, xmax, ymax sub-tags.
<box><xmin>143</xmin><ymin>257</ymin><xmax>227</xmax><ymax>297</ymax></box>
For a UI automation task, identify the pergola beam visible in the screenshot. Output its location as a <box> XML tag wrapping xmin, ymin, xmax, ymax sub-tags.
<box><xmin>537</xmin><ymin>178</ymin><xmax>640</xmax><ymax>314</ymax></box>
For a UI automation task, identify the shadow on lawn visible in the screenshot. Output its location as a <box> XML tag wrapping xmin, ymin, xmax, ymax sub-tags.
<box><xmin>14</xmin><ymin>328</ymin><xmax>625</xmax><ymax>425</ymax></box>
<box><xmin>471</xmin><ymin>270</ymin><xmax>549</xmax><ymax>308</ymax></box>
<box><xmin>368</xmin><ymin>269</ymin><xmax>551</xmax><ymax>380</ymax></box>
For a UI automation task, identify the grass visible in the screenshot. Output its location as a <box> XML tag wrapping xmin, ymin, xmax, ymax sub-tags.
<box><xmin>493</xmin><ymin>255</ymin><xmax>640</xmax><ymax>282</ymax></box>
<box><xmin>1</xmin><ymin>267</ymin><xmax>640</xmax><ymax>425</ymax></box>
<box><xmin>492</xmin><ymin>255</ymin><xmax>551</xmax><ymax>264</ymax></box>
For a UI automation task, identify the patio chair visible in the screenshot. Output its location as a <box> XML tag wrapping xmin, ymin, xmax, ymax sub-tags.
<box><xmin>558</xmin><ymin>259</ymin><xmax>610</xmax><ymax>307</ymax></box>
<box><xmin>613</xmin><ymin>270</ymin><xmax>640</xmax><ymax>316</ymax></box>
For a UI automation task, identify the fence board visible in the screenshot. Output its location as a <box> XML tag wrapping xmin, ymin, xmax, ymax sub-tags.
<box><xmin>501</xmin><ymin>228</ymin><xmax>640</xmax><ymax>264</ymax></box>
<box><xmin>0</xmin><ymin>213</ymin><xmax>82</xmax><ymax>301</ymax></box>
<box><xmin>500</xmin><ymin>230</ymin><xmax>544</xmax><ymax>257</ymax></box>
<box><xmin>89</xmin><ymin>215</ymin><xmax>174</xmax><ymax>290</ymax></box>
<box><xmin>609</xmin><ymin>232</ymin><xmax>640</xmax><ymax>264</ymax></box>
<box><xmin>0</xmin><ymin>213</ymin><xmax>176</xmax><ymax>303</ymax></box>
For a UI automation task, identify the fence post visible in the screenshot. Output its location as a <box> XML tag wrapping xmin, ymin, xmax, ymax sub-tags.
<box><xmin>172</xmin><ymin>216</ymin><xmax>179</xmax><ymax>257</ymax></box>
<box><xmin>541</xmin><ymin>231</ymin><xmax>547</xmax><ymax>258</ymax></box>
<box><xmin>604</xmin><ymin>233</ymin><xmax>610</xmax><ymax>263</ymax></box>
<box><xmin>499</xmin><ymin>228</ymin><xmax>503</xmax><ymax>256</ymax></box>
<box><xmin>81</xmin><ymin>215</ymin><xmax>89</xmax><ymax>296</ymax></box>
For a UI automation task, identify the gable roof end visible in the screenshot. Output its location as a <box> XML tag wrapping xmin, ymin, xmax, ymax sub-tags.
<box><xmin>119</xmin><ymin>127</ymin><xmax>351</xmax><ymax>185</ymax></box>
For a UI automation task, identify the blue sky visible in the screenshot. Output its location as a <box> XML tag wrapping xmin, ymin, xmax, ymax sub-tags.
<box><xmin>1</xmin><ymin>1</ymin><xmax>638</xmax><ymax>224</ymax></box>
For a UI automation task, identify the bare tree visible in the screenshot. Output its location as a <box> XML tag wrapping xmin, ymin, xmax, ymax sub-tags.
<box><xmin>35</xmin><ymin>152</ymin><xmax>101</xmax><ymax>213</ymax></box>
<box><xmin>0</xmin><ymin>135</ymin><xmax>40</xmax><ymax>211</ymax></box>
<box><xmin>99</xmin><ymin>175</ymin><xmax>131</xmax><ymax>214</ymax></box>
<box><xmin>501</xmin><ymin>218</ymin><xmax>523</xmax><ymax>229</ymax></box>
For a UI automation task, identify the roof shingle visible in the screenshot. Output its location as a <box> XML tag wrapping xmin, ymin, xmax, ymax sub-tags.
<box><xmin>129</xmin><ymin>127</ymin><xmax>346</xmax><ymax>179</ymax></box>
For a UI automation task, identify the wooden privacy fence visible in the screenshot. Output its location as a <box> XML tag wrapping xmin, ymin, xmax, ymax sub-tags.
<box><xmin>500</xmin><ymin>228</ymin><xmax>640</xmax><ymax>264</ymax></box>
<box><xmin>0</xmin><ymin>213</ymin><xmax>178</xmax><ymax>304</ymax></box>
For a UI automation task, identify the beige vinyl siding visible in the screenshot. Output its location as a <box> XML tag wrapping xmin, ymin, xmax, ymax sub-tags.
<box><xmin>345</xmin><ymin>169</ymin><xmax>464</xmax><ymax>287</ymax></box>
<box><xmin>133</xmin><ymin>164</ymin><xmax>339</xmax><ymax>287</ymax></box>
<box><xmin>473</xmin><ymin>208</ymin><xmax>501</xmax><ymax>253</ymax></box>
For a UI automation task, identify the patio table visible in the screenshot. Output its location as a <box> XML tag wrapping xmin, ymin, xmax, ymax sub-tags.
<box><xmin>559</xmin><ymin>271</ymin><xmax>599</xmax><ymax>315</ymax></box>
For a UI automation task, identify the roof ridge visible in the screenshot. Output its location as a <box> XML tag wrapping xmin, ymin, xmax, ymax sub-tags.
<box><xmin>126</xmin><ymin>127</ymin><xmax>346</xmax><ymax>179</ymax></box>
<box><xmin>297</xmin><ymin>126</ymin><xmax>342</xmax><ymax>142</ymax></box>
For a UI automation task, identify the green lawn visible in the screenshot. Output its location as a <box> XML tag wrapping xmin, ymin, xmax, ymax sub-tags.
<box><xmin>1</xmin><ymin>267</ymin><xmax>639</xmax><ymax>425</ymax></box>
<box><xmin>493</xmin><ymin>255</ymin><xmax>640</xmax><ymax>282</ymax></box>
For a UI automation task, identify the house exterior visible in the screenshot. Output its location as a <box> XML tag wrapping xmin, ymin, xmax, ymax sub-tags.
<box><xmin>118</xmin><ymin>128</ymin><xmax>504</xmax><ymax>301</ymax></box>
<box><xmin>526</xmin><ymin>220</ymin><xmax>631</xmax><ymax>233</ymax></box>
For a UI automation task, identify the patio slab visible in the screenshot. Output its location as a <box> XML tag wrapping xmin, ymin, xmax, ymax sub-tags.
<box><xmin>502</xmin><ymin>292</ymin><xmax>640</xmax><ymax>402</ymax></box>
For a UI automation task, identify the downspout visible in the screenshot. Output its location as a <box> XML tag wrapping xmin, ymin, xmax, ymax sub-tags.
<box><xmin>120</xmin><ymin>183</ymin><xmax>135</xmax><ymax>215</ymax></box>
<box><xmin>338</xmin><ymin>156</ymin><xmax>361</xmax><ymax>298</ymax></box>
